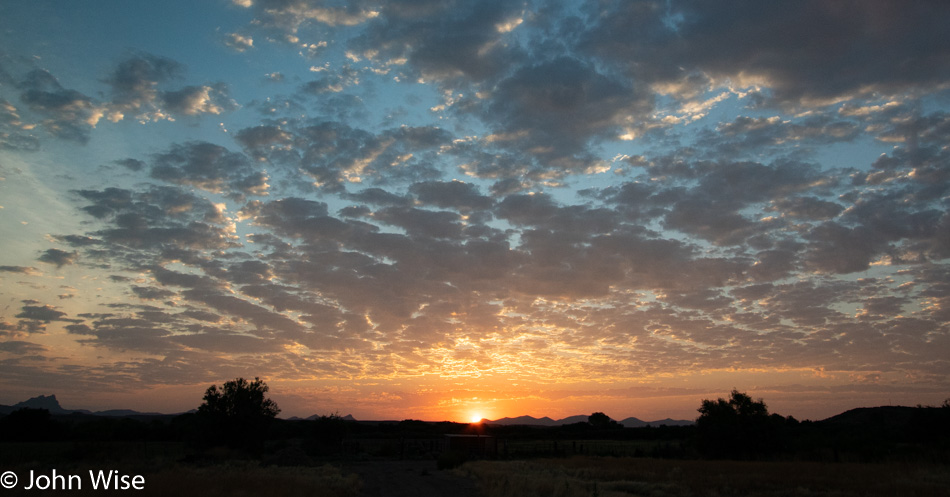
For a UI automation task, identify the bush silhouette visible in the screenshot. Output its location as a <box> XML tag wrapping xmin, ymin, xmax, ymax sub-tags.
<box><xmin>696</xmin><ymin>389</ymin><xmax>786</xmax><ymax>459</ymax></box>
<box><xmin>196</xmin><ymin>377</ymin><xmax>280</xmax><ymax>450</ymax></box>
<box><xmin>588</xmin><ymin>412</ymin><xmax>622</xmax><ymax>429</ymax></box>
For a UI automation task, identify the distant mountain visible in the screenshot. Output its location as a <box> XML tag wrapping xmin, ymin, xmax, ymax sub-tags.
<box><xmin>94</xmin><ymin>409</ymin><xmax>166</xmax><ymax>417</ymax></box>
<box><xmin>639</xmin><ymin>417</ymin><xmax>694</xmax><ymax>427</ymax></box>
<box><xmin>487</xmin><ymin>414</ymin><xmax>693</xmax><ymax>427</ymax></box>
<box><xmin>0</xmin><ymin>394</ymin><xmax>77</xmax><ymax>415</ymax></box>
<box><xmin>620</xmin><ymin>416</ymin><xmax>648</xmax><ymax>428</ymax></box>
<box><xmin>0</xmin><ymin>394</ymin><xmax>165</xmax><ymax>417</ymax></box>
<box><xmin>291</xmin><ymin>413</ymin><xmax>358</xmax><ymax>421</ymax></box>
<box><xmin>821</xmin><ymin>406</ymin><xmax>919</xmax><ymax>425</ymax></box>
<box><xmin>558</xmin><ymin>415</ymin><xmax>590</xmax><ymax>425</ymax></box>
<box><xmin>489</xmin><ymin>415</ymin><xmax>559</xmax><ymax>426</ymax></box>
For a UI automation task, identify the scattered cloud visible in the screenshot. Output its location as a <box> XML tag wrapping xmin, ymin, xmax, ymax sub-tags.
<box><xmin>224</xmin><ymin>33</ymin><xmax>254</xmax><ymax>52</ymax></box>
<box><xmin>0</xmin><ymin>0</ymin><xmax>948</xmax><ymax>420</ymax></box>
<box><xmin>582</xmin><ymin>0</ymin><xmax>950</xmax><ymax>109</ymax></box>
<box><xmin>16</xmin><ymin>69</ymin><xmax>103</xmax><ymax>143</ymax></box>
<box><xmin>37</xmin><ymin>249</ymin><xmax>78</xmax><ymax>267</ymax></box>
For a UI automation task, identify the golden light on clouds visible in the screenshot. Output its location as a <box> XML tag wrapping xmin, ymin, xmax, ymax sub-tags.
<box><xmin>1</xmin><ymin>0</ymin><xmax>949</xmax><ymax>423</ymax></box>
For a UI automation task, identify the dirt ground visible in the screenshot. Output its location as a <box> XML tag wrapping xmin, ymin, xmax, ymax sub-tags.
<box><xmin>342</xmin><ymin>460</ymin><xmax>480</xmax><ymax>497</ymax></box>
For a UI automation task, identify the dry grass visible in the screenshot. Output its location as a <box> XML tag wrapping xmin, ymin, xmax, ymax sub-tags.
<box><xmin>144</xmin><ymin>462</ymin><xmax>362</xmax><ymax>497</ymax></box>
<box><xmin>458</xmin><ymin>456</ymin><xmax>950</xmax><ymax>497</ymax></box>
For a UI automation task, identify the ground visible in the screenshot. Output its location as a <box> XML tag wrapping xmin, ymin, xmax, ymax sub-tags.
<box><xmin>343</xmin><ymin>460</ymin><xmax>479</xmax><ymax>497</ymax></box>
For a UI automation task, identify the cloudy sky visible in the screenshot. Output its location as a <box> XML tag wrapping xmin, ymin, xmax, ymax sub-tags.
<box><xmin>1</xmin><ymin>0</ymin><xmax>949</xmax><ymax>422</ymax></box>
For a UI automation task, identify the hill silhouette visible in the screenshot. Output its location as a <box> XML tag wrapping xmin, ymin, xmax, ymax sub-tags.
<box><xmin>485</xmin><ymin>414</ymin><xmax>694</xmax><ymax>427</ymax></box>
<box><xmin>0</xmin><ymin>394</ymin><xmax>167</xmax><ymax>417</ymax></box>
<box><xmin>2</xmin><ymin>394</ymin><xmax>74</xmax><ymax>414</ymax></box>
<box><xmin>821</xmin><ymin>405</ymin><xmax>919</xmax><ymax>425</ymax></box>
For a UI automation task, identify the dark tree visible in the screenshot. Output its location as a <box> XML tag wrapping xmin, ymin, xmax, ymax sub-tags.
<box><xmin>199</xmin><ymin>377</ymin><xmax>280</xmax><ymax>420</ymax></box>
<box><xmin>698</xmin><ymin>389</ymin><xmax>768</xmax><ymax>421</ymax></box>
<box><xmin>196</xmin><ymin>377</ymin><xmax>280</xmax><ymax>450</ymax></box>
<box><xmin>588</xmin><ymin>412</ymin><xmax>611</xmax><ymax>427</ymax></box>
<box><xmin>696</xmin><ymin>389</ymin><xmax>785</xmax><ymax>459</ymax></box>
<box><xmin>588</xmin><ymin>412</ymin><xmax>622</xmax><ymax>430</ymax></box>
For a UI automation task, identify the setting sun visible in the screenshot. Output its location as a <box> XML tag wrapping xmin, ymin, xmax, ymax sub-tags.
<box><xmin>470</xmin><ymin>413</ymin><xmax>483</xmax><ymax>423</ymax></box>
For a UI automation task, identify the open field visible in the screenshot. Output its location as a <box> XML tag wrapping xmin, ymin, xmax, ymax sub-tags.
<box><xmin>143</xmin><ymin>463</ymin><xmax>361</xmax><ymax>497</ymax></box>
<box><xmin>501</xmin><ymin>439</ymin><xmax>690</xmax><ymax>458</ymax></box>
<box><xmin>344</xmin><ymin>460</ymin><xmax>479</xmax><ymax>497</ymax></box>
<box><xmin>457</xmin><ymin>456</ymin><xmax>950</xmax><ymax>497</ymax></box>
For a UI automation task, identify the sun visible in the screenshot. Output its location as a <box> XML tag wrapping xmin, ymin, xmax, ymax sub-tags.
<box><xmin>470</xmin><ymin>413</ymin><xmax>483</xmax><ymax>423</ymax></box>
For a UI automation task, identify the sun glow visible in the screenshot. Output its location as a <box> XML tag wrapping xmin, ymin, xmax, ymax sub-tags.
<box><xmin>470</xmin><ymin>413</ymin><xmax>483</xmax><ymax>423</ymax></box>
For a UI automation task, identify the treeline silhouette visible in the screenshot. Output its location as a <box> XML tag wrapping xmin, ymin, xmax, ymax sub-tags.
<box><xmin>693</xmin><ymin>389</ymin><xmax>950</xmax><ymax>462</ymax></box>
<box><xmin>2</xmin><ymin>382</ymin><xmax>948</xmax><ymax>465</ymax></box>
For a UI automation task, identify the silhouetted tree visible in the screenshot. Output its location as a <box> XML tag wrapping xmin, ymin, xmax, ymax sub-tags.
<box><xmin>199</xmin><ymin>377</ymin><xmax>280</xmax><ymax>419</ymax></box>
<box><xmin>196</xmin><ymin>377</ymin><xmax>280</xmax><ymax>450</ymax></box>
<box><xmin>696</xmin><ymin>389</ymin><xmax>786</xmax><ymax>459</ymax></box>
<box><xmin>588</xmin><ymin>412</ymin><xmax>622</xmax><ymax>429</ymax></box>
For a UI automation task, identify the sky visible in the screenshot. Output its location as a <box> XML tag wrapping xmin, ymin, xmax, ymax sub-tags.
<box><xmin>1</xmin><ymin>0</ymin><xmax>949</xmax><ymax>422</ymax></box>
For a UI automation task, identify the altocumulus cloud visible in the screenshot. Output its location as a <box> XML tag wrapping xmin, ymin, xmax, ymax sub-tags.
<box><xmin>0</xmin><ymin>0</ymin><xmax>948</xmax><ymax>419</ymax></box>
